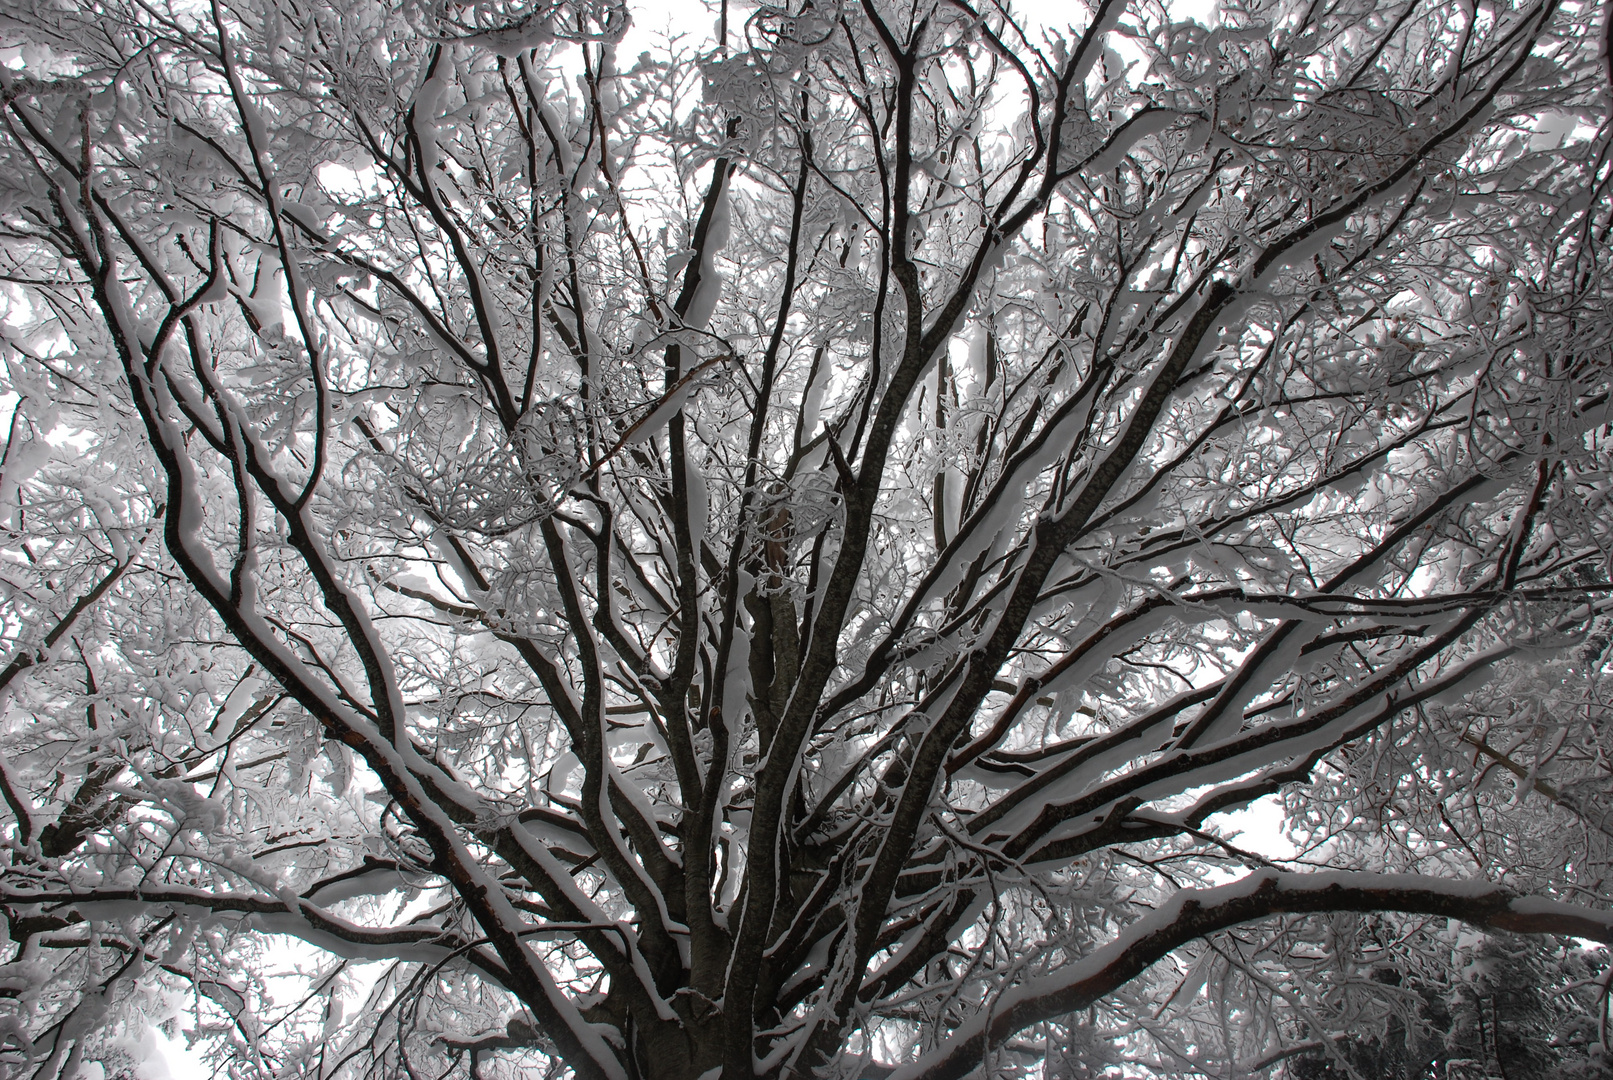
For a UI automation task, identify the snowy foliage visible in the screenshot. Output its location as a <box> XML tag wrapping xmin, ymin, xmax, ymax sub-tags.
<box><xmin>0</xmin><ymin>0</ymin><xmax>1610</xmax><ymax>1075</ymax></box>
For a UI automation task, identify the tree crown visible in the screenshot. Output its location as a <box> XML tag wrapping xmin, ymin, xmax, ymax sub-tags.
<box><xmin>0</xmin><ymin>0</ymin><xmax>1610</xmax><ymax>1075</ymax></box>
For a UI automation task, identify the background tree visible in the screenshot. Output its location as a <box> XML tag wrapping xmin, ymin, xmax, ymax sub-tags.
<box><xmin>1268</xmin><ymin>650</ymin><xmax>1613</xmax><ymax>1079</ymax></box>
<box><xmin>0</xmin><ymin>0</ymin><xmax>1611</xmax><ymax>1076</ymax></box>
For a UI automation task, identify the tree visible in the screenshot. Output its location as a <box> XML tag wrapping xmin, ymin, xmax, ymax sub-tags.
<box><xmin>0</xmin><ymin>0</ymin><xmax>1610</xmax><ymax>1074</ymax></box>
<box><xmin>1281</xmin><ymin>930</ymin><xmax>1613</xmax><ymax>1080</ymax></box>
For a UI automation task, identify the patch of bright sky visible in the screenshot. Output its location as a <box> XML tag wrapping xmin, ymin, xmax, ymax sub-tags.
<box><xmin>1211</xmin><ymin>793</ymin><xmax>1299</xmax><ymax>860</ymax></box>
<box><xmin>139</xmin><ymin>1029</ymin><xmax>207</xmax><ymax>1080</ymax></box>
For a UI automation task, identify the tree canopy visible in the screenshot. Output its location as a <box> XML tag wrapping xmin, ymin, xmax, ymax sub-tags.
<box><xmin>0</xmin><ymin>0</ymin><xmax>1611</xmax><ymax>1075</ymax></box>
